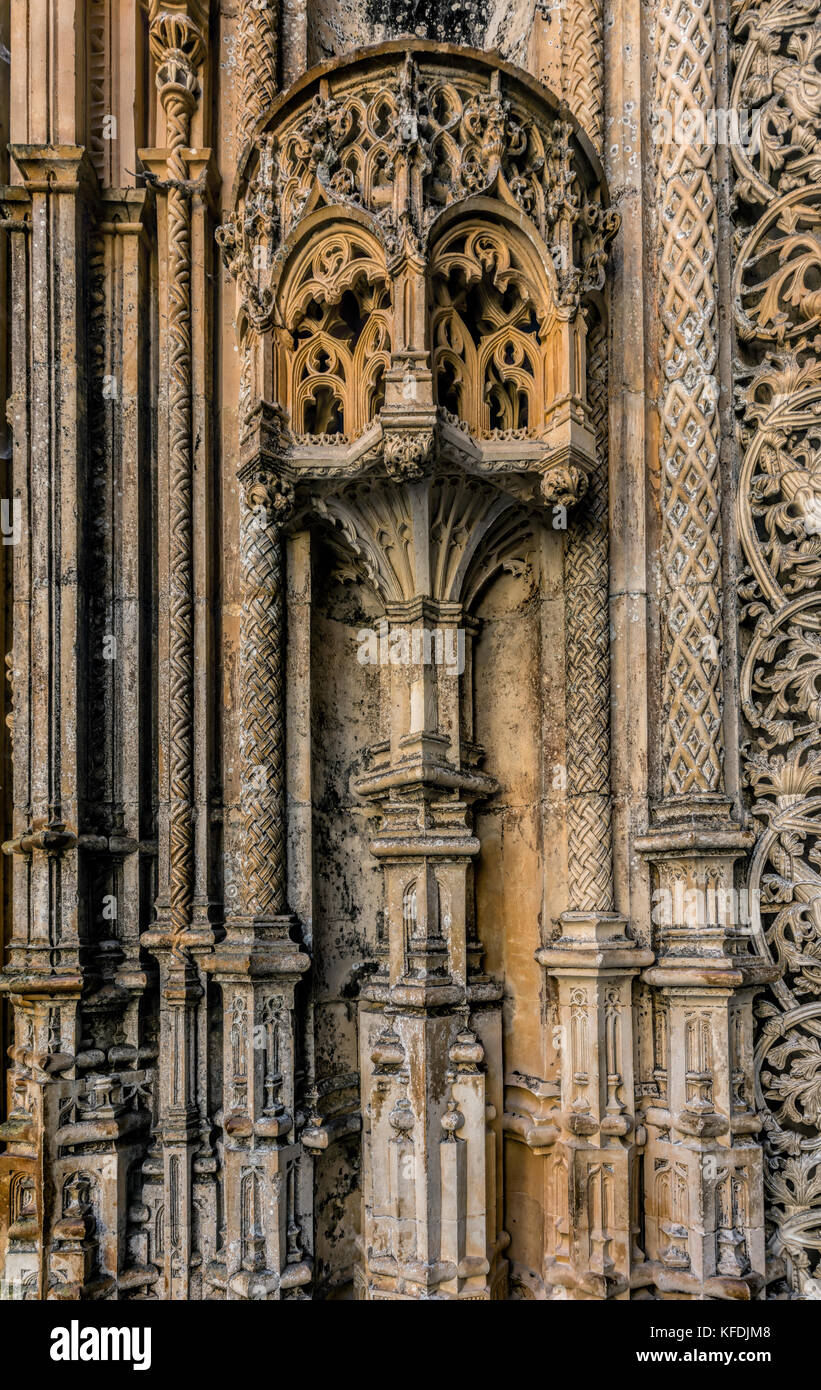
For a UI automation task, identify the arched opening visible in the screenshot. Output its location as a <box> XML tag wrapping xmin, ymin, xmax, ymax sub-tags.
<box><xmin>225</xmin><ymin>42</ymin><xmax>615</xmax><ymax>1302</ymax></box>
<box><xmin>430</xmin><ymin>220</ymin><xmax>550</xmax><ymax>437</ymax></box>
<box><xmin>274</xmin><ymin>223</ymin><xmax>393</xmax><ymax>440</ymax></box>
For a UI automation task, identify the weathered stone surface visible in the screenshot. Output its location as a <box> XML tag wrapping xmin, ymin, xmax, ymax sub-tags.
<box><xmin>0</xmin><ymin>0</ymin><xmax>818</xmax><ymax>1303</ymax></box>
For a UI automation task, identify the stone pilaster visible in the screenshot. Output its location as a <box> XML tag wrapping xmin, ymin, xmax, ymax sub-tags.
<box><xmin>635</xmin><ymin>818</ymin><xmax>777</xmax><ymax>1296</ymax></box>
<box><xmin>543</xmin><ymin>0</ymin><xmax>630</xmax><ymax>1295</ymax></box>
<box><xmin>0</xmin><ymin>141</ymin><xmax>99</xmax><ymax>1298</ymax></box>
<box><xmin>140</xmin><ymin>0</ymin><xmax>216</xmax><ymax>1300</ymax></box>
<box><xmin>653</xmin><ymin>0</ymin><xmax>724</xmax><ymax>804</ymax></box>
<box><xmin>640</xmin><ymin>0</ymin><xmax>775</xmax><ymax>1299</ymax></box>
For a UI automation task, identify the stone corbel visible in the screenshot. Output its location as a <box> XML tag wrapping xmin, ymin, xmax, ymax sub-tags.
<box><xmin>381</xmin><ymin>416</ymin><xmax>438</xmax><ymax>483</ymax></box>
<box><xmin>537</xmin><ymin>446</ymin><xmax>595</xmax><ymax>508</ymax></box>
<box><xmin>301</xmin><ymin>1111</ymin><xmax>362</xmax><ymax>1152</ymax></box>
<box><xmin>0</xmin><ymin>187</ymin><xmax>31</xmax><ymax>234</ymax></box>
<box><xmin>502</xmin><ymin>1073</ymin><xmax>560</xmax><ymax>1152</ymax></box>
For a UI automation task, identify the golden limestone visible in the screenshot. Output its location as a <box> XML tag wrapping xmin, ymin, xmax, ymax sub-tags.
<box><xmin>0</xmin><ymin>0</ymin><xmax>816</xmax><ymax>1301</ymax></box>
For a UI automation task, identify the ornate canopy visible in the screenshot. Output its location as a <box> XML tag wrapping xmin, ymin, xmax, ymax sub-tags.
<box><xmin>219</xmin><ymin>42</ymin><xmax>617</xmax><ymax>509</ymax></box>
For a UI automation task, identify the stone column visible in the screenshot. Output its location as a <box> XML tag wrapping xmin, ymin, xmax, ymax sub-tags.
<box><xmin>353</xmin><ymin>538</ymin><xmax>505</xmax><ymax>1299</ymax></box>
<box><xmin>76</xmin><ymin>190</ymin><xmax>157</xmax><ymax>1298</ymax></box>
<box><xmin>148</xmin><ymin>2</ymin><xmax>206</xmax><ymax>951</ymax></box>
<box><xmin>140</xmin><ymin>0</ymin><xmax>215</xmax><ymax>1300</ymax></box>
<box><xmin>205</xmin><ymin>403</ymin><xmax>311</xmax><ymax>1300</ymax></box>
<box><xmin>85</xmin><ymin>192</ymin><xmax>153</xmax><ymax>1057</ymax></box>
<box><xmin>355</xmin><ymin>744</ymin><xmax>504</xmax><ymax>1300</ymax></box>
<box><xmin>237</xmin><ymin>405</ymin><xmax>293</xmax><ymax>926</ymax></box>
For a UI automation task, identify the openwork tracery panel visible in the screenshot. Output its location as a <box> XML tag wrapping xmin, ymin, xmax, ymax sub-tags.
<box><xmin>277</xmin><ymin>229</ymin><xmax>392</xmax><ymax>439</ymax></box>
<box><xmin>430</xmin><ymin>222</ymin><xmax>549</xmax><ymax>437</ymax></box>
<box><xmin>732</xmin><ymin>0</ymin><xmax>821</xmax><ymax>1295</ymax></box>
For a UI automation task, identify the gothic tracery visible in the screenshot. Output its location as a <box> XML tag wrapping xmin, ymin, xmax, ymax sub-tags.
<box><xmin>0</xmin><ymin>0</ymin><xmax>818</xmax><ymax>1310</ymax></box>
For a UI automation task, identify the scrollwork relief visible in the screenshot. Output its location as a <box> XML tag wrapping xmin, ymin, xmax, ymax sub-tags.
<box><xmin>733</xmin><ymin>0</ymin><xmax>821</xmax><ymax>1296</ymax></box>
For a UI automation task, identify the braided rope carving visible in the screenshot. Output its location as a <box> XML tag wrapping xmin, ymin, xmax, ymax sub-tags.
<box><xmin>238</xmin><ymin>0</ymin><xmax>279</xmax><ymax>138</ymax></box>
<box><xmin>561</xmin><ymin>0</ymin><xmax>604</xmax><ymax>157</ymax></box>
<box><xmin>166</xmin><ymin>94</ymin><xmax>195</xmax><ymax>948</ymax></box>
<box><xmin>564</xmin><ymin>319</ymin><xmax>613</xmax><ymax>911</ymax></box>
<box><xmin>654</xmin><ymin>0</ymin><xmax>724</xmax><ymax>799</ymax></box>
<box><xmin>150</xmin><ymin>8</ymin><xmax>206</xmax><ymax>950</ymax></box>
<box><xmin>239</xmin><ymin>466</ymin><xmax>292</xmax><ymax>918</ymax></box>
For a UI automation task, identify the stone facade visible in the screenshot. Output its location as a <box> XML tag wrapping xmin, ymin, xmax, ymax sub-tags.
<box><xmin>0</xmin><ymin>0</ymin><xmax>818</xmax><ymax>1301</ymax></box>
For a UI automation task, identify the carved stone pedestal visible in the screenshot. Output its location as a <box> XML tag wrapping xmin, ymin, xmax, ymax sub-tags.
<box><xmin>537</xmin><ymin>913</ymin><xmax>652</xmax><ymax>1298</ymax></box>
<box><xmin>205</xmin><ymin>918</ymin><xmax>311</xmax><ymax>1300</ymax></box>
<box><xmin>637</xmin><ymin>813</ymin><xmax>778</xmax><ymax>1298</ymax></box>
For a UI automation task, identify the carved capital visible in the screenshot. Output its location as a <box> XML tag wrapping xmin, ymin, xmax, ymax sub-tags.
<box><xmin>239</xmin><ymin>401</ymin><xmax>294</xmax><ymax>524</ymax></box>
<box><xmin>148</xmin><ymin>1</ymin><xmax>209</xmax><ymax>65</ymax></box>
<box><xmin>241</xmin><ymin>470</ymin><xmax>295</xmax><ymax>529</ymax></box>
<box><xmin>149</xmin><ymin>2</ymin><xmax>208</xmax><ymax>109</ymax></box>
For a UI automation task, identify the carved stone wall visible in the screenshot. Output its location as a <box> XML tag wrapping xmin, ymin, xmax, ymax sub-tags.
<box><xmin>731</xmin><ymin>0</ymin><xmax>821</xmax><ymax>1298</ymax></box>
<box><xmin>0</xmin><ymin>0</ymin><xmax>818</xmax><ymax>1303</ymax></box>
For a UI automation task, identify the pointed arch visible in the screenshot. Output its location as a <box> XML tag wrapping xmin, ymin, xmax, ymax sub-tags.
<box><xmin>428</xmin><ymin>210</ymin><xmax>560</xmax><ymax>439</ymax></box>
